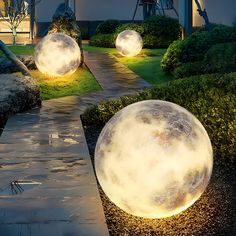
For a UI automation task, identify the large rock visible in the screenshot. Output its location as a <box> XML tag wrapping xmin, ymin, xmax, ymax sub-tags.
<box><xmin>0</xmin><ymin>73</ymin><xmax>41</xmax><ymax>132</ymax></box>
<box><xmin>47</xmin><ymin>3</ymin><xmax>84</xmax><ymax>66</ymax></box>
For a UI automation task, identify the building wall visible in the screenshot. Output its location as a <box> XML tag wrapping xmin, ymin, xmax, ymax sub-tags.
<box><xmin>75</xmin><ymin>0</ymin><xmax>143</xmax><ymax>21</ymax></box>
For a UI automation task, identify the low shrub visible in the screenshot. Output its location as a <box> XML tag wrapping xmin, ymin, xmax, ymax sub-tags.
<box><xmin>162</xmin><ymin>25</ymin><xmax>236</xmax><ymax>72</ymax></box>
<box><xmin>96</xmin><ymin>19</ymin><xmax>121</xmax><ymax>34</ymax></box>
<box><xmin>203</xmin><ymin>42</ymin><xmax>236</xmax><ymax>73</ymax></box>
<box><xmin>143</xmin><ymin>15</ymin><xmax>180</xmax><ymax>40</ymax></box>
<box><xmin>143</xmin><ymin>35</ymin><xmax>176</xmax><ymax>49</ymax></box>
<box><xmin>174</xmin><ymin>42</ymin><xmax>236</xmax><ymax>78</ymax></box>
<box><xmin>89</xmin><ymin>33</ymin><xmax>115</xmax><ymax>48</ymax></box>
<box><xmin>173</xmin><ymin>61</ymin><xmax>204</xmax><ymax>79</ymax></box>
<box><xmin>80</xmin><ymin>26</ymin><xmax>89</xmax><ymax>39</ymax></box>
<box><xmin>82</xmin><ymin>73</ymin><xmax>236</xmax><ymax>161</ymax></box>
<box><xmin>115</xmin><ymin>23</ymin><xmax>145</xmax><ymax>36</ymax></box>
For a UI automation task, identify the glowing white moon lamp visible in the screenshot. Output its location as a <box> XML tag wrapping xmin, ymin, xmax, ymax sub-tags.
<box><xmin>95</xmin><ymin>100</ymin><xmax>213</xmax><ymax>219</ymax></box>
<box><xmin>34</xmin><ymin>33</ymin><xmax>81</xmax><ymax>77</ymax></box>
<box><xmin>115</xmin><ymin>30</ymin><xmax>143</xmax><ymax>57</ymax></box>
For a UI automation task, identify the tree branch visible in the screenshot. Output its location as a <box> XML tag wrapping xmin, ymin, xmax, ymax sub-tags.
<box><xmin>193</xmin><ymin>0</ymin><xmax>210</xmax><ymax>29</ymax></box>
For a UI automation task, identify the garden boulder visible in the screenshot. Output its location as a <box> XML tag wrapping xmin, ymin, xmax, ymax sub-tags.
<box><xmin>0</xmin><ymin>73</ymin><xmax>41</xmax><ymax>130</ymax></box>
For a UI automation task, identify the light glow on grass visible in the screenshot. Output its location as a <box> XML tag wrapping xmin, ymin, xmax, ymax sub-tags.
<box><xmin>31</xmin><ymin>65</ymin><xmax>101</xmax><ymax>100</ymax></box>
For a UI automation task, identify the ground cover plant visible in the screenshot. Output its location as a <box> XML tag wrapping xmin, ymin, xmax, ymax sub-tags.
<box><xmin>90</xmin><ymin>16</ymin><xmax>181</xmax><ymax>49</ymax></box>
<box><xmin>0</xmin><ymin>45</ymin><xmax>101</xmax><ymax>100</ymax></box>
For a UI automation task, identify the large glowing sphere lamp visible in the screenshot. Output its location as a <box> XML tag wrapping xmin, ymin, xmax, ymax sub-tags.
<box><xmin>34</xmin><ymin>33</ymin><xmax>81</xmax><ymax>77</ymax></box>
<box><xmin>116</xmin><ymin>30</ymin><xmax>143</xmax><ymax>57</ymax></box>
<box><xmin>95</xmin><ymin>100</ymin><xmax>213</xmax><ymax>219</ymax></box>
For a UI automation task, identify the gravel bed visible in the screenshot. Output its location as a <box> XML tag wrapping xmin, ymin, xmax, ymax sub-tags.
<box><xmin>83</xmin><ymin>123</ymin><xmax>236</xmax><ymax>236</ymax></box>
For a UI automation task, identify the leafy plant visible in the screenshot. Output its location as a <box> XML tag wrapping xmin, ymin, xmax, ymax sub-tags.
<box><xmin>115</xmin><ymin>23</ymin><xmax>145</xmax><ymax>36</ymax></box>
<box><xmin>173</xmin><ymin>42</ymin><xmax>236</xmax><ymax>78</ymax></box>
<box><xmin>161</xmin><ymin>25</ymin><xmax>236</xmax><ymax>72</ymax></box>
<box><xmin>143</xmin><ymin>15</ymin><xmax>180</xmax><ymax>39</ymax></box>
<box><xmin>89</xmin><ymin>33</ymin><xmax>116</xmax><ymax>48</ymax></box>
<box><xmin>96</xmin><ymin>19</ymin><xmax>121</xmax><ymax>34</ymax></box>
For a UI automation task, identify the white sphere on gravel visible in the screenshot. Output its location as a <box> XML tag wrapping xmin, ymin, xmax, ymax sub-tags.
<box><xmin>34</xmin><ymin>33</ymin><xmax>81</xmax><ymax>77</ymax></box>
<box><xmin>95</xmin><ymin>100</ymin><xmax>213</xmax><ymax>219</ymax></box>
<box><xmin>116</xmin><ymin>30</ymin><xmax>143</xmax><ymax>57</ymax></box>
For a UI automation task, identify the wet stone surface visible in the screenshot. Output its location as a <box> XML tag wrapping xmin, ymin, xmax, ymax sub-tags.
<box><xmin>0</xmin><ymin>97</ymin><xmax>110</xmax><ymax>236</ymax></box>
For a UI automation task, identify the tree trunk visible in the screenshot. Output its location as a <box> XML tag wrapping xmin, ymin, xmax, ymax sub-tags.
<box><xmin>193</xmin><ymin>0</ymin><xmax>211</xmax><ymax>31</ymax></box>
<box><xmin>12</xmin><ymin>27</ymin><xmax>17</xmax><ymax>45</ymax></box>
<box><xmin>0</xmin><ymin>40</ymin><xmax>31</xmax><ymax>76</ymax></box>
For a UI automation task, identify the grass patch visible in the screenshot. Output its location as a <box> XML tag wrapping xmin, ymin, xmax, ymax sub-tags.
<box><xmin>31</xmin><ymin>65</ymin><xmax>101</xmax><ymax>100</ymax></box>
<box><xmin>0</xmin><ymin>45</ymin><xmax>34</xmax><ymax>56</ymax></box>
<box><xmin>83</xmin><ymin>45</ymin><xmax>172</xmax><ymax>85</ymax></box>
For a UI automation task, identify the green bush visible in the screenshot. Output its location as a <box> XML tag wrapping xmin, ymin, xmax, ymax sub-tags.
<box><xmin>174</xmin><ymin>42</ymin><xmax>236</xmax><ymax>78</ymax></box>
<box><xmin>115</xmin><ymin>23</ymin><xmax>145</xmax><ymax>36</ymax></box>
<box><xmin>162</xmin><ymin>25</ymin><xmax>236</xmax><ymax>72</ymax></box>
<box><xmin>82</xmin><ymin>72</ymin><xmax>236</xmax><ymax>161</ymax></box>
<box><xmin>173</xmin><ymin>61</ymin><xmax>204</xmax><ymax>79</ymax></box>
<box><xmin>143</xmin><ymin>34</ymin><xmax>176</xmax><ymax>49</ymax></box>
<box><xmin>203</xmin><ymin>42</ymin><xmax>236</xmax><ymax>73</ymax></box>
<box><xmin>80</xmin><ymin>26</ymin><xmax>89</xmax><ymax>39</ymax></box>
<box><xmin>143</xmin><ymin>15</ymin><xmax>180</xmax><ymax>40</ymax></box>
<box><xmin>96</xmin><ymin>19</ymin><xmax>121</xmax><ymax>34</ymax></box>
<box><xmin>89</xmin><ymin>33</ymin><xmax>115</xmax><ymax>48</ymax></box>
<box><xmin>161</xmin><ymin>40</ymin><xmax>184</xmax><ymax>71</ymax></box>
<box><xmin>142</xmin><ymin>16</ymin><xmax>181</xmax><ymax>48</ymax></box>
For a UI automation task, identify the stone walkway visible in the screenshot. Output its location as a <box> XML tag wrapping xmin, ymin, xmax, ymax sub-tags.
<box><xmin>0</xmin><ymin>52</ymin><xmax>151</xmax><ymax>236</ymax></box>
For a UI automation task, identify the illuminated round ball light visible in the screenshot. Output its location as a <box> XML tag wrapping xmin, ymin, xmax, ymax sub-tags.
<box><xmin>95</xmin><ymin>100</ymin><xmax>213</xmax><ymax>219</ymax></box>
<box><xmin>115</xmin><ymin>30</ymin><xmax>143</xmax><ymax>57</ymax></box>
<box><xmin>34</xmin><ymin>33</ymin><xmax>81</xmax><ymax>77</ymax></box>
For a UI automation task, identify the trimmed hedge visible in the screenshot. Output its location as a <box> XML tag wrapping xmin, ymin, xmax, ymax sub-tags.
<box><xmin>162</xmin><ymin>25</ymin><xmax>236</xmax><ymax>72</ymax></box>
<box><xmin>90</xmin><ymin>16</ymin><xmax>181</xmax><ymax>49</ymax></box>
<box><xmin>116</xmin><ymin>23</ymin><xmax>145</xmax><ymax>36</ymax></box>
<box><xmin>173</xmin><ymin>42</ymin><xmax>236</xmax><ymax>79</ymax></box>
<box><xmin>173</xmin><ymin>61</ymin><xmax>204</xmax><ymax>79</ymax></box>
<box><xmin>82</xmin><ymin>72</ymin><xmax>236</xmax><ymax>161</ymax></box>
<box><xmin>96</xmin><ymin>19</ymin><xmax>121</xmax><ymax>34</ymax></box>
<box><xmin>143</xmin><ymin>15</ymin><xmax>180</xmax><ymax>37</ymax></box>
<box><xmin>89</xmin><ymin>33</ymin><xmax>116</xmax><ymax>48</ymax></box>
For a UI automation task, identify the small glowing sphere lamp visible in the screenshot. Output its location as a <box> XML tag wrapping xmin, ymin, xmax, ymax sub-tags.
<box><xmin>95</xmin><ymin>100</ymin><xmax>213</xmax><ymax>219</ymax></box>
<box><xmin>34</xmin><ymin>33</ymin><xmax>81</xmax><ymax>77</ymax></box>
<box><xmin>115</xmin><ymin>30</ymin><xmax>143</xmax><ymax>57</ymax></box>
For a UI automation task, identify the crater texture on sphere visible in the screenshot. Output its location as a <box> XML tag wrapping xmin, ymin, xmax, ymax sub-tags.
<box><xmin>116</xmin><ymin>30</ymin><xmax>143</xmax><ymax>57</ymax></box>
<box><xmin>95</xmin><ymin>100</ymin><xmax>213</xmax><ymax>219</ymax></box>
<box><xmin>34</xmin><ymin>33</ymin><xmax>81</xmax><ymax>77</ymax></box>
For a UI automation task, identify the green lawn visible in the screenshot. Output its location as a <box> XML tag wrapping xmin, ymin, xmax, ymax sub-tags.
<box><xmin>0</xmin><ymin>45</ymin><xmax>34</xmax><ymax>56</ymax></box>
<box><xmin>83</xmin><ymin>45</ymin><xmax>173</xmax><ymax>85</ymax></box>
<box><xmin>1</xmin><ymin>45</ymin><xmax>101</xmax><ymax>100</ymax></box>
